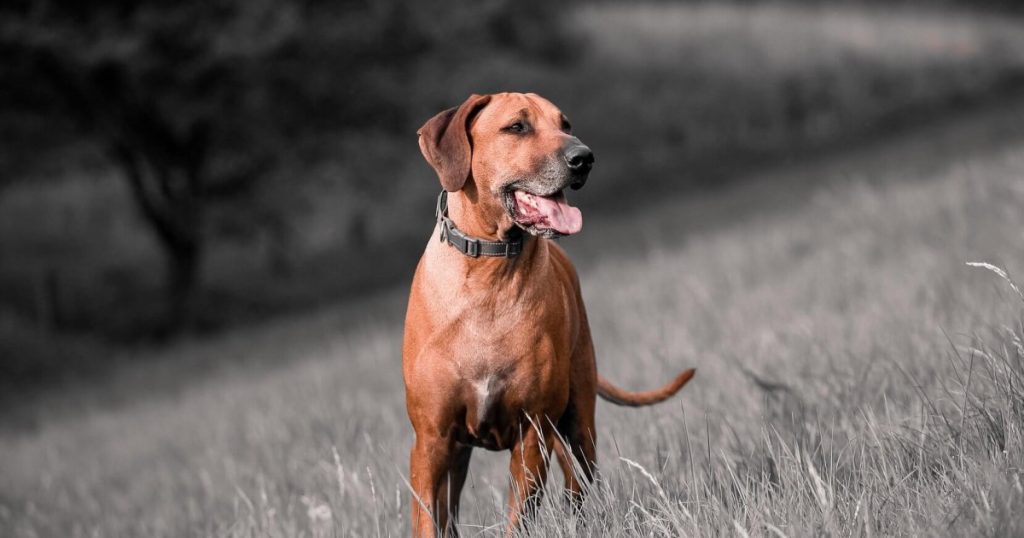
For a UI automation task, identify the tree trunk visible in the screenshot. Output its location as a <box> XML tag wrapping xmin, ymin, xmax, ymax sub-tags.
<box><xmin>165</xmin><ymin>239</ymin><xmax>201</xmax><ymax>333</ymax></box>
<box><xmin>113</xmin><ymin>145</ymin><xmax>204</xmax><ymax>334</ymax></box>
<box><xmin>30</xmin><ymin>48</ymin><xmax>216</xmax><ymax>335</ymax></box>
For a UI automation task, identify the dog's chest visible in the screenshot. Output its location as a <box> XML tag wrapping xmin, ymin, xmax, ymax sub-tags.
<box><xmin>448</xmin><ymin>320</ymin><xmax>571</xmax><ymax>440</ymax></box>
<box><xmin>450</xmin><ymin>311</ymin><xmax>567</xmax><ymax>374</ymax></box>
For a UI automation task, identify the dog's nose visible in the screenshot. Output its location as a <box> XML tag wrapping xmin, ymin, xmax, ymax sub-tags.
<box><xmin>565</xmin><ymin>144</ymin><xmax>594</xmax><ymax>190</ymax></box>
<box><xmin>565</xmin><ymin>144</ymin><xmax>594</xmax><ymax>174</ymax></box>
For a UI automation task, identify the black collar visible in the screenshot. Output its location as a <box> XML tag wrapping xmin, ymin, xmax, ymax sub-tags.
<box><xmin>435</xmin><ymin>191</ymin><xmax>524</xmax><ymax>258</ymax></box>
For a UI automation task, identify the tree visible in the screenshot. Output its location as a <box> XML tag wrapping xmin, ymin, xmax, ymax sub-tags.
<box><xmin>0</xmin><ymin>0</ymin><xmax>394</xmax><ymax>331</ymax></box>
<box><xmin>0</xmin><ymin>0</ymin><xmax>571</xmax><ymax>333</ymax></box>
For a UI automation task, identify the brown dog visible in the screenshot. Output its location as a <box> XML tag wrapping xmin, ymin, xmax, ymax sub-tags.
<box><xmin>403</xmin><ymin>92</ymin><xmax>695</xmax><ymax>536</ymax></box>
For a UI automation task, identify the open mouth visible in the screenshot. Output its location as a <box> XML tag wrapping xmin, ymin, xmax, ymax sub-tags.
<box><xmin>507</xmin><ymin>188</ymin><xmax>583</xmax><ymax>236</ymax></box>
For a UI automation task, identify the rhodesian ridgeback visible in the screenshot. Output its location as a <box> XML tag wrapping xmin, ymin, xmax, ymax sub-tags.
<box><xmin>403</xmin><ymin>92</ymin><xmax>695</xmax><ymax>536</ymax></box>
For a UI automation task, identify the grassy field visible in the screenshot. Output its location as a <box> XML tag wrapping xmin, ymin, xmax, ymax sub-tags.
<box><xmin>3</xmin><ymin>91</ymin><xmax>1024</xmax><ymax>536</ymax></box>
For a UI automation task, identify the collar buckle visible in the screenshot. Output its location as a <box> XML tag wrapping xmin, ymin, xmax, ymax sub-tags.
<box><xmin>465</xmin><ymin>238</ymin><xmax>480</xmax><ymax>257</ymax></box>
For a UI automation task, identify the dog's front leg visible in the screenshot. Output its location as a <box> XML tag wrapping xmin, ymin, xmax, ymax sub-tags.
<box><xmin>505</xmin><ymin>422</ymin><xmax>554</xmax><ymax>533</ymax></box>
<box><xmin>410</xmin><ymin>434</ymin><xmax>470</xmax><ymax>537</ymax></box>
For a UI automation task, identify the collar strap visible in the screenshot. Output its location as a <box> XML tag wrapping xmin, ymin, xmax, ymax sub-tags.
<box><xmin>435</xmin><ymin>191</ymin><xmax>523</xmax><ymax>258</ymax></box>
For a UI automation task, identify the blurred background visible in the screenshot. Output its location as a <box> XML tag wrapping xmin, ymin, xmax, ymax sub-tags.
<box><xmin>4</xmin><ymin>0</ymin><xmax>1024</xmax><ymax>411</ymax></box>
<box><xmin>3</xmin><ymin>1</ymin><xmax>1024</xmax><ymax>534</ymax></box>
<box><xmin>4</xmin><ymin>0</ymin><xmax>1024</xmax><ymax>412</ymax></box>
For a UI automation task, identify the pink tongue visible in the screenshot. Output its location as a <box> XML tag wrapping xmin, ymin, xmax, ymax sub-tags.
<box><xmin>515</xmin><ymin>191</ymin><xmax>583</xmax><ymax>235</ymax></box>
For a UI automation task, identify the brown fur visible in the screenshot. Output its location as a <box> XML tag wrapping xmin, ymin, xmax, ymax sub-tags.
<box><xmin>403</xmin><ymin>92</ymin><xmax>695</xmax><ymax>536</ymax></box>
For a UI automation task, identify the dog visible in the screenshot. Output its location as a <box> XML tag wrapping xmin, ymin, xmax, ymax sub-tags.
<box><xmin>403</xmin><ymin>92</ymin><xmax>695</xmax><ymax>536</ymax></box>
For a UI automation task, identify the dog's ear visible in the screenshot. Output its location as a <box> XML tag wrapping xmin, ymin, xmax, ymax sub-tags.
<box><xmin>417</xmin><ymin>94</ymin><xmax>492</xmax><ymax>192</ymax></box>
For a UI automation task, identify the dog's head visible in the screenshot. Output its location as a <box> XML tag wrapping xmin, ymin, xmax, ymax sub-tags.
<box><xmin>418</xmin><ymin>92</ymin><xmax>593</xmax><ymax>238</ymax></box>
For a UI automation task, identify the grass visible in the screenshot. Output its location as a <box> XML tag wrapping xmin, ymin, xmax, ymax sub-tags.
<box><xmin>3</xmin><ymin>85</ymin><xmax>1024</xmax><ymax>536</ymax></box>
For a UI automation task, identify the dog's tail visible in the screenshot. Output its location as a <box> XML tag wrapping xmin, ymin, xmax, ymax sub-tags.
<box><xmin>597</xmin><ymin>369</ymin><xmax>696</xmax><ymax>407</ymax></box>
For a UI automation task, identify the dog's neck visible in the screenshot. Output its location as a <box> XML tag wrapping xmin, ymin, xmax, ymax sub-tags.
<box><xmin>444</xmin><ymin>190</ymin><xmax>520</xmax><ymax>243</ymax></box>
<box><xmin>431</xmin><ymin>191</ymin><xmax>546</xmax><ymax>284</ymax></box>
<box><xmin>435</xmin><ymin>191</ymin><xmax>533</xmax><ymax>261</ymax></box>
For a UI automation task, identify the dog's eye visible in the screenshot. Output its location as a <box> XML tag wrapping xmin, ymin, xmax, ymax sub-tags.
<box><xmin>561</xmin><ymin>118</ymin><xmax>572</xmax><ymax>133</ymax></box>
<box><xmin>503</xmin><ymin>121</ymin><xmax>527</xmax><ymax>134</ymax></box>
